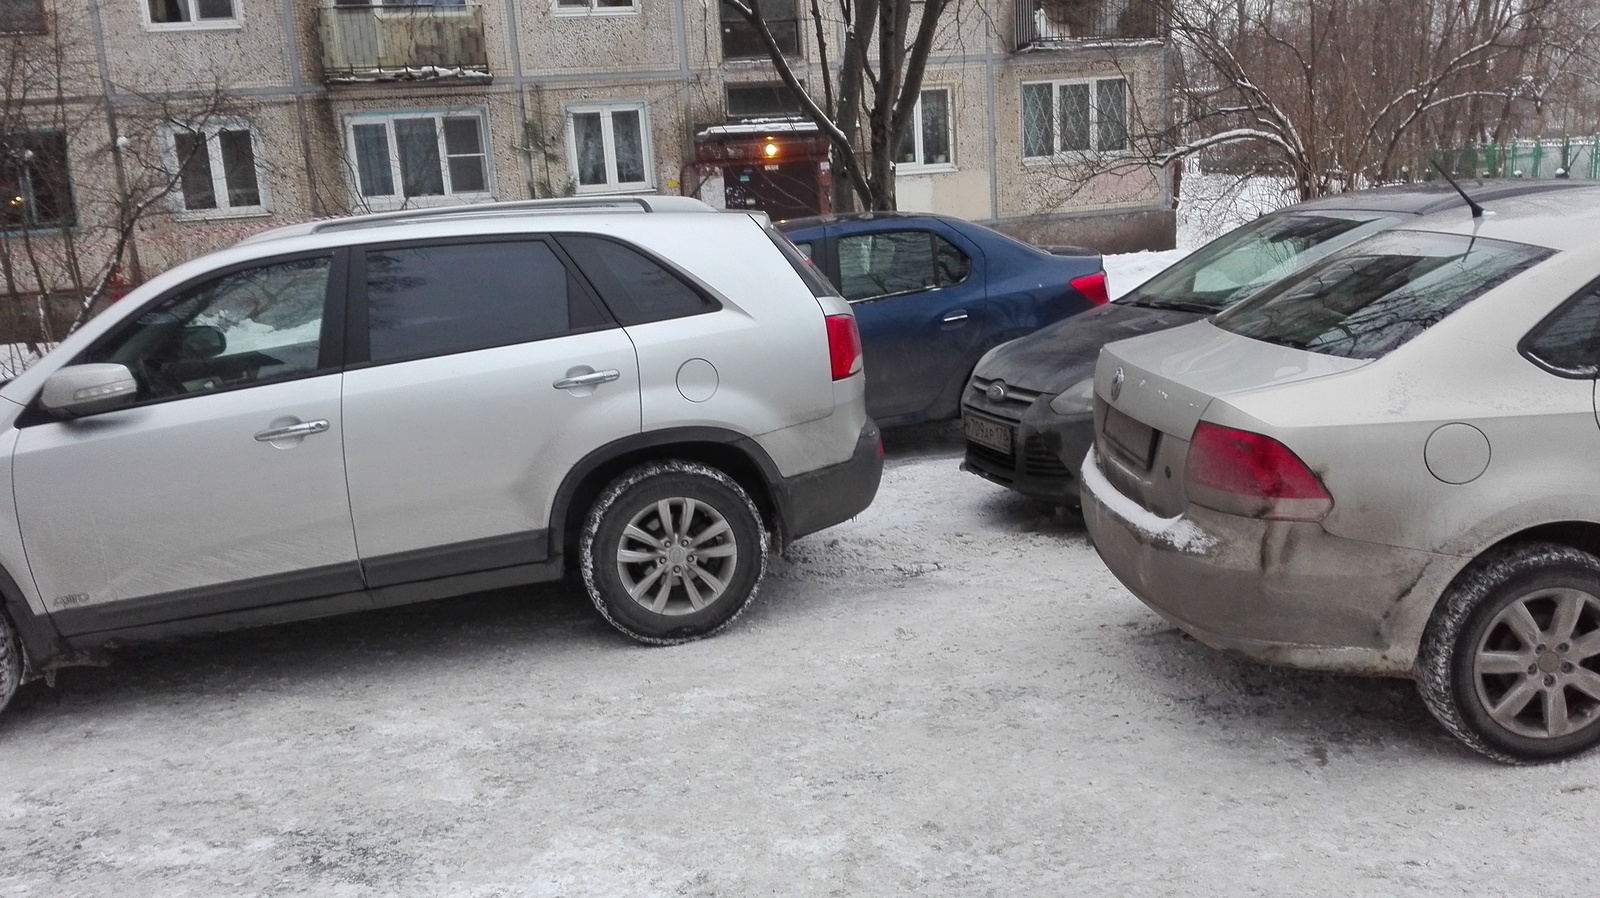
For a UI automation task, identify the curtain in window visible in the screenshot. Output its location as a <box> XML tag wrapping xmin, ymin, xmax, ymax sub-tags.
<box><xmin>611</xmin><ymin>110</ymin><xmax>645</xmax><ymax>184</ymax></box>
<box><xmin>573</xmin><ymin>113</ymin><xmax>606</xmax><ymax>186</ymax></box>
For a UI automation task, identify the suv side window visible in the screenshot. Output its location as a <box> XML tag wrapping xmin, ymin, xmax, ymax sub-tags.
<box><xmin>362</xmin><ymin>240</ymin><xmax>610</xmax><ymax>364</ymax></box>
<box><xmin>87</xmin><ymin>255</ymin><xmax>332</xmax><ymax>402</ymax></box>
<box><xmin>1523</xmin><ymin>285</ymin><xmax>1600</xmax><ymax>377</ymax></box>
<box><xmin>837</xmin><ymin>230</ymin><xmax>967</xmax><ymax>301</ymax></box>
<box><xmin>557</xmin><ymin>234</ymin><xmax>718</xmax><ymax>325</ymax></box>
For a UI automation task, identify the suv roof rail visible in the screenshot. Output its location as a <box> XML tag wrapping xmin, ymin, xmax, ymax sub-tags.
<box><xmin>237</xmin><ymin>196</ymin><xmax>717</xmax><ymax>245</ymax></box>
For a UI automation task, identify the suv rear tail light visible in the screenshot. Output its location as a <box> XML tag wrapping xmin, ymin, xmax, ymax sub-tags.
<box><xmin>1070</xmin><ymin>271</ymin><xmax>1110</xmax><ymax>307</ymax></box>
<box><xmin>826</xmin><ymin>314</ymin><xmax>863</xmax><ymax>380</ymax></box>
<box><xmin>1185</xmin><ymin>422</ymin><xmax>1332</xmax><ymax>521</ymax></box>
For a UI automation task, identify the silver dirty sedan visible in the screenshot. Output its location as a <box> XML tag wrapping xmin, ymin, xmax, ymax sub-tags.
<box><xmin>1081</xmin><ymin>184</ymin><xmax>1600</xmax><ymax>763</ymax></box>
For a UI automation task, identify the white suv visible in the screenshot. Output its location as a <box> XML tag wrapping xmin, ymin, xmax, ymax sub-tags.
<box><xmin>0</xmin><ymin>197</ymin><xmax>881</xmax><ymax>713</ymax></box>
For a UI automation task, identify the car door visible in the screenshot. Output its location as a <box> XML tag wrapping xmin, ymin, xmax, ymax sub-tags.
<box><xmin>339</xmin><ymin>237</ymin><xmax>640</xmax><ymax>587</ymax></box>
<box><xmin>12</xmin><ymin>252</ymin><xmax>361</xmax><ymax>633</ymax></box>
<box><xmin>836</xmin><ymin>223</ymin><xmax>987</xmax><ymax>421</ymax></box>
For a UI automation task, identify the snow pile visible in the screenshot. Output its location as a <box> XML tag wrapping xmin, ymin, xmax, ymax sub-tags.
<box><xmin>1104</xmin><ymin>248</ymin><xmax>1188</xmax><ymax>299</ymax></box>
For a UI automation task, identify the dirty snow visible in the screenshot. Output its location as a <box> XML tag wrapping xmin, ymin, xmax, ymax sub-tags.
<box><xmin>1079</xmin><ymin>447</ymin><xmax>1218</xmax><ymax>554</ymax></box>
<box><xmin>2</xmin><ymin>428</ymin><xmax>1595</xmax><ymax>896</ymax></box>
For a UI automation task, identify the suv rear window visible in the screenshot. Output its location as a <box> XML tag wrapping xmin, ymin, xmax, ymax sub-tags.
<box><xmin>1212</xmin><ymin>230</ymin><xmax>1550</xmax><ymax>359</ymax></box>
<box><xmin>557</xmin><ymin>234</ymin><xmax>718</xmax><ymax>326</ymax></box>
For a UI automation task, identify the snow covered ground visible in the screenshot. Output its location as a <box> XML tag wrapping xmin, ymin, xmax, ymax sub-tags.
<box><xmin>2</xmin><ymin>430</ymin><xmax>1596</xmax><ymax>896</ymax></box>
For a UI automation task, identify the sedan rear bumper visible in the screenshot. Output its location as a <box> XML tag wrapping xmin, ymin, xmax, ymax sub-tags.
<box><xmin>1080</xmin><ymin>448</ymin><xmax>1444</xmax><ymax>675</ymax></box>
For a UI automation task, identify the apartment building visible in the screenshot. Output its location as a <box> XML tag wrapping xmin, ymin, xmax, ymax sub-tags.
<box><xmin>1</xmin><ymin>0</ymin><xmax>1172</xmax><ymax>302</ymax></box>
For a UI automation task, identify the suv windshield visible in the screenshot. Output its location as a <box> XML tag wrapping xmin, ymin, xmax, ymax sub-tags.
<box><xmin>1125</xmin><ymin>211</ymin><xmax>1399</xmax><ymax>313</ymax></box>
<box><xmin>1213</xmin><ymin>229</ymin><xmax>1550</xmax><ymax>359</ymax></box>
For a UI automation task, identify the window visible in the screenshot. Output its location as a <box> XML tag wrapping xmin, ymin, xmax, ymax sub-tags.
<box><xmin>347</xmin><ymin>111</ymin><xmax>490</xmax><ymax>207</ymax></box>
<box><xmin>721</xmin><ymin>0</ymin><xmax>799</xmax><ymax>59</ymax></box>
<box><xmin>1</xmin><ymin>130</ymin><xmax>75</xmax><ymax>229</ymax></box>
<box><xmin>88</xmin><ymin>256</ymin><xmax>331</xmax><ymax>403</ymax></box>
<box><xmin>1523</xmin><ymin>286</ymin><xmax>1600</xmax><ymax>378</ymax></box>
<box><xmin>727</xmin><ymin>83</ymin><xmax>804</xmax><ymax>119</ymax></box>
<box><xmin>837</xmin><ymin>230</ymin><xmax>971</xmax><ymax>302</ymax></box>
<box><xmin>558</xmin><ymin>235</ymin><xmax>717</xmax><ymax>325</ymax></box>
<box><xmin>145</xmin><ymin>0</ymin><xmax>236</xmax><ymax>28</ymax></box>
<box><xmin>897</xmin><ymin>88</ymin><xmax>952</xmax><ymax>168</ymax></box>
<box><xmin>167</xmin><ymin>122</ymin><xmax>266</xmax><ymax>216</ymax></box>
<box><xmin>1022</xmin><ymin>77</ymin><xmax>1127</xmax><ymax>158</ymax></box>
<box><xmin>566</xmin><ymin>104</ymin><xmax>652</xmax><ymax>193</ymax></box>
<box><xmin>363</xmin><ymin>241</ymin><xmax>609</xmax><ymax>364</ymax></box>
<box><xmin>554</xmin><ymin>0</ymin><xmax>635</xmax><ymax>14</ymax></box>
<box><xmin>0</xmin><ymin>0</ymin><xmax>47</xmax><ymax>34</ymax></box>
<box><xmin>1213</xmin><ymin>231</ymin><xmax>1550</xmax><ymax>360</ymax></box>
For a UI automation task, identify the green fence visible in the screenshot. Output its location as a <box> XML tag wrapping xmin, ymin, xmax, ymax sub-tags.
<box><xmin>1427</xmin><ymin>136</ymin><xmax>1600</xmax><ymax>180</ymax></box>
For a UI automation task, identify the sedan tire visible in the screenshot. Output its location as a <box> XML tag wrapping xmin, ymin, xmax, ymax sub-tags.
<box><xmin>581</xmin><ymin>461</ymin><xmax>768</xmax><ymax>645</ymax></box>
<box><xmin>1417</xmin><ymin>542</ymin><xmax>1600</xmax><ymax>763</ymax></box>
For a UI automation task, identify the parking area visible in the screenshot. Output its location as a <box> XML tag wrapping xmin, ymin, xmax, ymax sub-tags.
<box><xmin>2</xmin><ymin>427</ymin><xmax>1596</xmax><ymax>896</ymax></box>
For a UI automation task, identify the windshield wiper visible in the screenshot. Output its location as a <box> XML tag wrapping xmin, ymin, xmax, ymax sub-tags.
<box><xmin>1119</xmin><ymin>297</ymin><xmax>1219</xmax><ymax>314</ymax></box>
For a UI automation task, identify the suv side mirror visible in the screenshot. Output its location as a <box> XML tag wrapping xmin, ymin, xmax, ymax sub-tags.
<box><xmin>39</xmin><ymin>363</ymin><xmax>138</xmax><ymax>418</ymax></box>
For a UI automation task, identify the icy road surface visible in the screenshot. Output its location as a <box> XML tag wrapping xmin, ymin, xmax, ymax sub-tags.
<box><xmin>2</xmin><ymin>427</ymin><xmax>1596</xmax><ymax>896</ymax></box>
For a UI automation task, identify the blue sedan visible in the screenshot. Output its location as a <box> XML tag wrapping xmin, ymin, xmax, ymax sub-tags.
<box><xmin>778</xmin><ymin>212</ymin><xmax>1105</xmax><ymax>427</ymax></box>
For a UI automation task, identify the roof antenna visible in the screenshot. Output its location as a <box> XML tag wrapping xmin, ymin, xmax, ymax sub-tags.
<box><xmin>1430</xmin><ymin>161</ymin><xmax>1484</xmax><ymax>218</ymax></box>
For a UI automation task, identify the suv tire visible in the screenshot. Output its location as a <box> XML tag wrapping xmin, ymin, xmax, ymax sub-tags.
<box><xmin>0</xmin><ymin>610</ymin><xmax>22</xmax><ymax>716</ymax></box>
<box><xmin>581</xmin><ymin>461</ymin><xmax>768</xmax><ymax>645</ymax></box>
<box><xmin>1417</xmin><ymin>542</ymin><xmax>1600</xmax><ymax>763</ymax></box>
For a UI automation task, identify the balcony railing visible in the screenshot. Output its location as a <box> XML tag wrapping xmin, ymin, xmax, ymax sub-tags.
<box><xmin>318</xmin><ymin>4</ymin><xmax>490</xmax><ymax>84</ymax></box>
<box><xmin>1013</xmin><ymin>0</ymin><xmax>1162</xmax><ymax>51</ymax></box>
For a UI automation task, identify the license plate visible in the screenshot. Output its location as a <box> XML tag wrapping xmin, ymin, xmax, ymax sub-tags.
<box><xmin>1103</xmin><ymin>406</ymin><xmax>1155</xmax><ymax>468</ymax></box>
<box><xmin>964</xmin><ymin>414</ymin><xmax>1014</xmax><ymax>455</ymax></box>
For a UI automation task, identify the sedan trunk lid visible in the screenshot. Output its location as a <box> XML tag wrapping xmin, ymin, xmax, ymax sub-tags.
<box><xmin>1091</xmin><ymin>321</ymin><xmax>1369</xmax><ymax>516</ymax></box>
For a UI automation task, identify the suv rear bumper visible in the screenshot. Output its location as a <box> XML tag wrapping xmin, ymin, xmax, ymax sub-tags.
<box><xmin>774</xmin><ymin>420</ymin><xmax>883</xmax><ymax>543</ymax></box>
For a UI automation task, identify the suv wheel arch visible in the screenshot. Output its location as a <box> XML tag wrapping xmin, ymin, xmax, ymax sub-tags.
<box><xmin>550</xmin><ymin>427</ymin><xmax>788</xmax><ymax>565</ymax></box>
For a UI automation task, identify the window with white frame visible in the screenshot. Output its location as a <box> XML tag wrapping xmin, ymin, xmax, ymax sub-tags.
<box><xmin>167</xmin><ymin>122</ymin><xmax>266</xmax><ymax>216</ymax></box>
<box><xmin>897</xmin><ymin>88</ymin><xmax>952</xmax><ymax>169</ymax></box>
<box><xmin>554</xmin><ymin>0</ymin><xmax>636</xmax><ymax>15</ymax></box>
<box><xmin>145</xmin><ymin>0</ymin><xmax>236</xmax><ymax>28</ymax></box>
<box><xmin>0</xmin><ymin>0</ymin><xmax>48</xmax><ymax>34</ymax></box>
<box><xmin>1022</xmin><ymin>77</ymin><xmax>1127</xmax><ymax>159</ymax></box>
<box><xmin>347</xmin><ymin>111</ymin><xmax>491</xmax><ymax>205</ymax></box>
<box><xmin>567</xmin><ymin>103</ymin><xmax>652</xmax><ymax>193</ymax></box>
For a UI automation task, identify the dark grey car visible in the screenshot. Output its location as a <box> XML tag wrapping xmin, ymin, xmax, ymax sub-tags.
<box><xmin>960</xmin><ymin>180</ymin><xmax>1591</xmax><ymax>505</ymax></box>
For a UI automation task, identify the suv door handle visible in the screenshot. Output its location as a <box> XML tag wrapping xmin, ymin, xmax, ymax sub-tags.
<box><xmin>942</xmin><ymin>311</ymin><xmax>969</xmax><ymax>324</ymax></box>
<box><xmin>553</xmin><ymin>369</ymin><xmax>620</xmax><ymax>390</ymax></box>
<box><xmin>254</xmin><ymin>419</ymin><xmax>330</xmax><ymax>442</ymax></box>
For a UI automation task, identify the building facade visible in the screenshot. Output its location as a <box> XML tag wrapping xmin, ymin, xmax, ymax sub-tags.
<box><xmin>1</xmin><ymin>0</ymin><xmax>1172</xmax><ymax>312</ymax></box>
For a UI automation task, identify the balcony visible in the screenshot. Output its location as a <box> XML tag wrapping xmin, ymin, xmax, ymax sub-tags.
<box><xmin>318</xmin><ymin>4</ymin><xmax>491</xmax><ymax>84</ymax></box>
<box><xmin>1013</xmin><ymin>0</ymin><xmax>1162</xmax><ymax>51</ymax></box>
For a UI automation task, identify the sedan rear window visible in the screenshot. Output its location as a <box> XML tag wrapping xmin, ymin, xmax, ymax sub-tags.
<box><xmin>1212</xmin><ymin>230</ymin><xmax>1550</xmax><ymax>359</ymax></box>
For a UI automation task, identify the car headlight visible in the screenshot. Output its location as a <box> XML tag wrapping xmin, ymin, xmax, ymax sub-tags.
<box><xmin>1048</xmin><ymin>377</ymin><xmax>1096</xmax><ymax>416</ymax></box>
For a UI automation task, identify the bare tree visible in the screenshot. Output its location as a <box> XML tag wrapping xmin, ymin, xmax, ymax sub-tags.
<box><xmin>0</xmin><ymin>9</ymin><xmax>257</xmax><ymax>374</ymax></box>
<box><xmin>1070</xmin><ymin>0</ymin><xmax>1600</xmax><ymax>200</ymax></box>
<box><xmin>721</xmin><ymin>0</ymin><xmax>955</xmax><ymax>211</ymax></box>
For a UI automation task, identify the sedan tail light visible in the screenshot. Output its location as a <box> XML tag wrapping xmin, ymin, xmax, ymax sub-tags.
<box><xmin>1185</xmin><ymin>422</ymin><xmax>1333</xmax><ymax>521</ymax></box>
<box><xmin>1070</xmin><ymin>271</ymin><xmax>1111</xmax><ymax>307</ymax></box>
<box><xmin>826</xmin><ymin>314</ymin><xmax>863</xmax><ymax>380</ymax></box>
